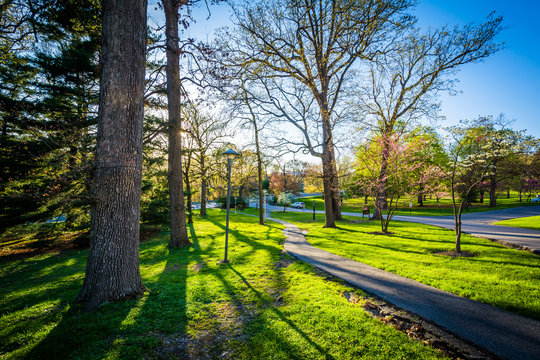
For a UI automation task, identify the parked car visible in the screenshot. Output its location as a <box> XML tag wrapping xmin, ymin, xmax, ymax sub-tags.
<box><xmin>291</xmin><ymin>201</ymin><xmax>305</xmax><ymax>209</ymax></box>
<box><xmin>532</xmin><ymin>196</ymin><xmax>540</xmax><ymax>203</ymax></box>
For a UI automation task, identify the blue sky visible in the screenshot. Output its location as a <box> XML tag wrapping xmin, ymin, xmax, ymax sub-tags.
<box><xmin>414</xmin><ymin>1</ymin><xmax>540</xmax><ymax>137</ymax></box>
<box><xmin>160</xmin><ymin>0</ymin><xmax>540</xmax><ymax>138</ymax></box>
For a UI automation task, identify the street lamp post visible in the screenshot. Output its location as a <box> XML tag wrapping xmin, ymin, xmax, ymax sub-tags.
<box><xmin>220</xmin><ymin>149</ymin><xmax>239</xmax><ymax>264</ymax></box>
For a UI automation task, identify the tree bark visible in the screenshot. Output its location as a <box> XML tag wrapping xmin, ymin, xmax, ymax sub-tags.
<box><xmin>200</xmin><ymin>155</ymin><xmax>207</xmax><ymax>216</ymax></box>
<box><xmin>76</xmin><ymin>0</ymin><xmax>147</xmax><ymax>310</ymax></box>
<box><xmin>254</xmin><ymin>121</ymin><xmax>264</xmax><ymax>225</ymax></box>
<box><xmin>319</xmin><ymin>91</ymin><xmax>339</xmax><ymax>228</ymax></box>
<box><xmin>164</xmin><ymin>0</ymin><xmax>190</xmax><ymax>247</ymax></box>
<box><xmin>321</xmin><ymin>133</ymin><xmax>336</xmax><ymax>227</ymax></box>
<box><xmin>417</xmin><ymin>193</ymin><xmax>423</xmax><ymax>207</ymax></box>
<box><xmin>184</xmin><ymin>153</ymin><xmax>193</xmax><ymax>224</ymax></box>
<box><xmin>373</xmin><ymin>138</ymin><xmax>389</xmax><ymax>220</ymax></box>
<box><xmin>489</xmin><ymin>162</ymin><xmax>497</xmax><ymax>207</ymax></box>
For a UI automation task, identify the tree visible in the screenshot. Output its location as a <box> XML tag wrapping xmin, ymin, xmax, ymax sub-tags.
<box><xmin>269</xmin><ymin>159</ymin><xmax>305</xmax><ymax>195</ymax></box>
<box><xmin>277</xmin><ymin>192</ymin><xmax>295</xmax><ymax>213</ymax></box>
<box><xmin>470</xmin><ymin>115</ymin><xmax>527</xmax><ymax>207</ymax></box>
<box><xmin>356</xmin><ymin>15</ymin><xmax>503</xmax><ymax>218</ymax></box>
<box><xmin>442</xmin><ymin>122</ymin><xmax>516</xmax><ymax>254</ymax></box>
<box><xmin>356</xmin><ymin>134</ymin><xmax>442</xmax><ymax>233</ymax></box>
<box><xmin>163</xmin><ymin>0</ymin><xmax>190</xmax><ymax>247</ymax></box>
<box><xmin>77</xmin><ymin>0</ymin><xmax>147</xmax><ymax>310</ymax></box>
<box><xmin>222</xmin><ymin>0</ymin><xmax>415</xmax><ymax>228</ymax></box>
<box><xmin>0</xmin><ymin>0</ymin><xmax>100</xmax><ymax>231</ymax></box>
<box><xmin>182</xmin><ymin>102</ymin><xmax>227</xmax><ymax>217</ymax></box>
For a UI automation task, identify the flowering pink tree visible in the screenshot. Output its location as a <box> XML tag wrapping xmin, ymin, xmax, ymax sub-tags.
<box><xmin>357</xmin><ymin>134</ymin><xmax>443</xmax><ymax>233</ymax></box>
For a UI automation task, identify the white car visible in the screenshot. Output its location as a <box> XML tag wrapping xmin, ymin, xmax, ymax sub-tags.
<box><xmin>532</xmin><ymin>196</ymin><xmax>540</xmax><ymax>203</ymax></box>
<box><xmin>291</xmin><ymin>202</ymin><xmax>305</xmax><ymax>209</ymax></box>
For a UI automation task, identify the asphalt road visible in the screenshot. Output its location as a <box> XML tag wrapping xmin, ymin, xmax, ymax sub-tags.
<box><xmin>266</xmin><ymin>204</ymin><xmax>540</xmax><ymax>253</ymax></box>
<box><xmin>393</xmin><ymin>206</ymin><xmax>540</xmax><ymax>253</ymax></box>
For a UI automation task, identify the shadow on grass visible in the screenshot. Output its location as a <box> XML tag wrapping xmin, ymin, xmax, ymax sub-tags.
<box><xmin>206</xmin><ymin>214</ymin><xmax>335</xmax><ymax>359</ymax></box>
<box><xmin>21</xmin><ymin>227</ymin><xmax>190</xmax><ymax>359</ymax></box>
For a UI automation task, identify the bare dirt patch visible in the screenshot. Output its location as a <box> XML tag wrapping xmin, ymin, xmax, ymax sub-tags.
<box><xmin>189</xmin><ymin>262</ymin><xmax>205</xmax><ymax>273</ymax></box>
<box><xmin>150</xmin><ymin>302</ymin><xmax>257</xmax><ymax>360</ymax></box>
<box><xmin>433</xmin><ymin>250</ymin><xmax>477</xmax><ymax>258</ymax></box>
<box><xmin>367</xmin><ymin>231</ymin><xmax>395</xmax><ymax>235</ymax></box>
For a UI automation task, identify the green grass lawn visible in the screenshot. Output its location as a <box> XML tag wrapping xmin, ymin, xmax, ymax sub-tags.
<box><xmin>298</xmin><ymin>193</ymin><xmax>537</xmax><ymax>217</ymax></box>
<box><xmin>0</xmin><ymin>209</ymin><xmax>446</xmax><ymax>360</ymax></box>
<box><xmin>269</xmin><ymin>211</ymin><xmax>540</xmax><ymax>321</ymax></box>
<box><xmin>493</xmin><ymin>215</ymin><xmax>540</xmax><ymax>231</ymax></box>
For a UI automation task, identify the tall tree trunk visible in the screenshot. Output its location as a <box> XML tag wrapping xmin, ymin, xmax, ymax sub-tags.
<box><xmin>76</xmin><ymin>0</ymin><xmax>147</xmax><ymax>310</ymax></box>
<box><xmin>321</xmin><ymin>125</ymin><xmax>336</xmax><ymax>228</ymax></box>
<box><xmin>164</xmin><ymin>0</ymin><xmax>190</xmax><ymax>247</ymax></box>
<box><xmin>254</xmin><ymin>122</ymin><xmax>264</xmax><ymax>225</ymax></box>
<box><xmin>330</xmin><ymin>153</ymin><xmax>342</xmax><ymax>220</ymax></box>
<box><xmin>200</xmin><ymin>155</ymin><xmax>207</xmax><ymax>216</ymax></box>
<box><xmin>320</xmin><ymin>94</ymin><xmax>338</xmax><ymax>227</ymax></box>
<box><xmin>507</xmin><ymin>188</ymin><xmax>510</xmax><ymax>198</ymax></box>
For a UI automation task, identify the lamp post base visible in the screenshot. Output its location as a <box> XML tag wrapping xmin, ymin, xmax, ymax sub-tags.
<box><xmin>217</xmin><ymin>259</ymin><xmax>229</xmax><ymax>265</ymax></box>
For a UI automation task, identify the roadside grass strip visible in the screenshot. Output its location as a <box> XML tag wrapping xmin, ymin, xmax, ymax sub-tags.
<box><xmin>493</xmin><ymin>215</ymin><xmax>540</xmax><ymax>231</ymax></box>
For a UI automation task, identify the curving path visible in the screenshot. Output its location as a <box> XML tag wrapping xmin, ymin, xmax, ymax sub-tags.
<box><xmin>271</xmin><ymin>216</ymin><xmax>540</xmax><ymax>360</ymax></box>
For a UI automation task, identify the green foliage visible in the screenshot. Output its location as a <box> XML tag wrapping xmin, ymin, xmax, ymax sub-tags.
<box><xmin>0</xmin><ymin>0</ymin><xmax>101</xmax><ymax>231</ymax></box>
<box><xmin>262</xmin><ymin>178</ymin><xmax>270</xmax><ymax>190</ymax></box>
<box><xmin>277</xmin><ymin>192</ymin><xmax>295</xmax><ymax>210</ymax></box>
<box><xmin>0</xmin><ymin>210</ymin><xmax>445</xmax><ymax>359</ymax></box>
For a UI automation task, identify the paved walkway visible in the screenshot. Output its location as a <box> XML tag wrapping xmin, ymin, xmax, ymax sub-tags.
<box><xmin>271</xmin><ymin>216</ymin><xmax>540</xmax><ymax>360</ymax></box>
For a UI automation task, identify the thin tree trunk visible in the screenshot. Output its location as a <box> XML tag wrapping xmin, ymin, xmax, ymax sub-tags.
<box><xmin>184</xmin><ymin>155</ymin><xmax>193</xmax><ymax>224</ymax></box>
<box><xmin>254</xmin><ymin>122</ymin><xmax>264</xmax><ymax>225</ymax></box>
<box><xmin>330</xmin><ymin>153</ymin><xmax>342</xmax><ymax>220</ymax></box>
<box><xmin>77</xmin><ymin>0</ymin><xmax>147</xmax><ymax>310</ymax></box>
<box><xmin>320</xmin><ymin>100</ymin><xmax>336</xmax><ymax>228</ymax></box>
<box><xmin>373</xmin><ymin>139</ymin><xmax>389</xmax><ymax>220</ymax></box>
<box><xmin>200</xmin><ymin>155</ymin><xmax>207</xmax><ymax>216</ymax></box>
<box><xmin>164</xmin><ymin>0</ymin><xmax>190</xmax><ymax>247</ymax></box>
<box><xmin>451</xmin><ymin>179</ymin><xmax>463</xmax><ymax>253</ymax></box>
<box><xmin>489</xmin><ymin>164</ymin><xmax>497</xmax><ymax>207</ymax></box>
<box><xmin>455</xmin><ymin>202</ymin><xmax>464</xmax><ymax>253</ymax></box>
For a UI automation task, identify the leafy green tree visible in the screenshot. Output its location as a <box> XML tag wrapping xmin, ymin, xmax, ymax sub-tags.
<box><xmin>277</xmin><ymin>192</ymin><xmax>295</xmax><ymax>212</ymax></box>
<box><xmin>221</xmin><ymin>0</ymin><xmax>415</xmax><ymax>228</ymax></box>
<box><xmin>0</xmin><ymin>0</ymin><xmax>100</xmax><ymax>231</ymax></box>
